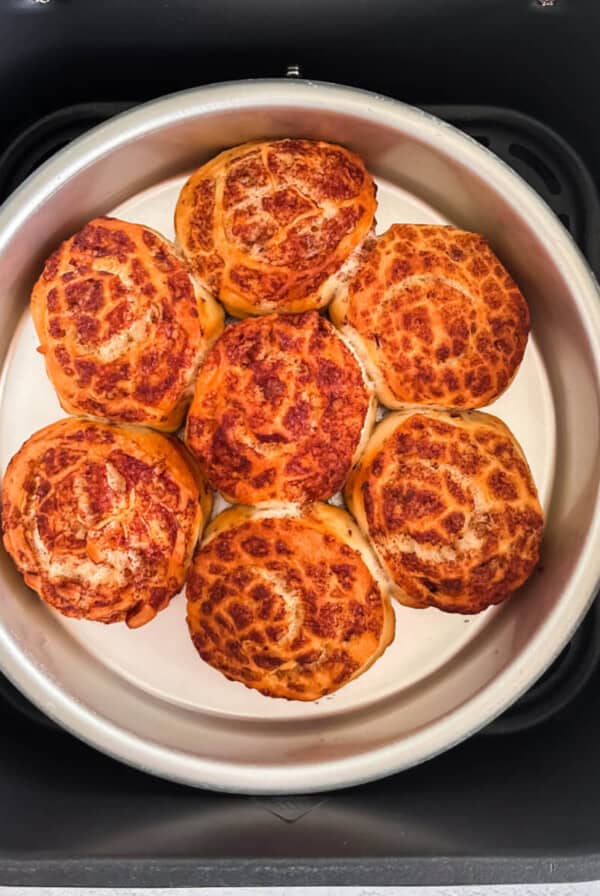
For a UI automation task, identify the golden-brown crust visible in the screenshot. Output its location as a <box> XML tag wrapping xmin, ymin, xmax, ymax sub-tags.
<box><xmin>186</xmin><ymin>503</ymin><xmax>395</xmax><ymax>700</ymax></box>
<box><xmin>174</xmin><ymin>139</ymin><xmax>377</xmax><ymax>316</ymax></box>
<box><xmin>1</xmin><ymin>417</ymin><xmax>211</xmax><ymax>627</ymax></box>
<box><xmin>31</xmin><ymin>217</ymin><xmax>224</xmax><ymax>432</ymax></box>
<box><xmin>185</xmin><ymin>311</ymin><xmax>375</xmax><ymax>505</ymax></box>
<box><xmin>345</xmin><ymin>409</ymin><xmax>544</xmax><ymax>613</ymax></box>
<box><xmin>330</xmin><ymin>224</ymin><xmax>530</xmax><ymax>409</ymax></box>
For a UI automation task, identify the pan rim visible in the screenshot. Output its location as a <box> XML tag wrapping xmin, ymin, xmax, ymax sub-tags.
<box><xmin>1</xmin><ymin>78</ymin><xmax>599</xmax><ymax>793</ymax></box>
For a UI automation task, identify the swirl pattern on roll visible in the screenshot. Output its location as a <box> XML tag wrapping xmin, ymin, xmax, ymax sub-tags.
<box><xmin>31</xmin><ymin>217</ymin><xmax>224</xmax><ymax>431</ymax></box>
<box><xmin>186</xmin><ymin>504</ymin><xmax>395</xmax><ymax>700</ymax></box>
<box><xmin>185</xmin><ymin>311</ymin><xmax>375</xmax><ymax>505</ymax></box>
<box><xmin>174</xmin><ymin>139</ymin><xmax>377</xmax><ymax>316</ymax></box>
<box><xmin>2</xmin><ymin>418</ymin><xmax>210</xmax><ymax>627</ymax></box>
<box><xmin>330</xmin><ymin>224</ymin><xmax>530</xmax><ymax>409</ymax></box>
<box><xmin>345</xmin><ymin>409</ymin><xmax>544</xmax><ymax>613</ymax></box>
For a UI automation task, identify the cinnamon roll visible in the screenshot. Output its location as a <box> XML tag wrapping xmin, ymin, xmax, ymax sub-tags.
<box><xmin>186</xmin><ymin>503</ymin><xmax>394</xmax><ymax>699</ymax></box>
<box><xmin>185</xmin><ymin>311</ymin><xmax>375</xmax><ymax>505</ymax></box>
<box><xmin>330</xmin><ymin>224</ymin><xmax>529</xmax><ymax>409</ymax></box>
<box><xmin>2</xmin><ymin>417</ymin><xmax>211</xmax><ymax>627</ymax></box>
<box><xmin>31</xmin><ymin>216</ymin><xmax>224</xmax><ymax>431</ymax></box>
<box><xmin>345</xmin><ymin>409</ymin><xmax>543</xmax><ymax>613</ymax></box>
<box><xmin>174</xmin><ymin>139</ymin><xmax>377</xmax><ymax>316</ymax></box>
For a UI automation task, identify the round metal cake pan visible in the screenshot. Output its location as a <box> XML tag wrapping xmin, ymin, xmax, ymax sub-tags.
<box><xmin>0</xmin><ymin>80</ymin><xmax>600</xmax><ymax>793</ymax></box>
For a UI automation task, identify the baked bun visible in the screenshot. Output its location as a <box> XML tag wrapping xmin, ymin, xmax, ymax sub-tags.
<box><xmin>2</xmin><ymin>417</ymin><xmax>211</xmax><ymax>627</ymax></box>
<box><xmin>330</xmin><ymin>224</ymin><xmax>530</xmax><ymax>409</ymax></box>
<box><xmin>31</xmin><ymin>217</ymin><xmax>224</xmax><ymax>431</ymax></box>
<box><xmin>174</xmin><ymin>139</ymin><xmax>377</xmax><ymax>316</ymax></box>
<box><xmin>186</xmin><ymin>503</ymin><xmax>394</xmax><ymax>700</ymax></box>
<box><xmin>185</xmin><ymin>311</ymin><xmax>375</xmax><ymax>505</ymax></box>
<box><xmin>345</xmin><ymin>409</ymin><xmax>543</xmax><ymax>614</ymax></box>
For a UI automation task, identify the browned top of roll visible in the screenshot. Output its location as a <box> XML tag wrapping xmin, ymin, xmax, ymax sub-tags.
<box><xmin>174</xmin><ymin>139</ymin><xmax>377</xmax><ymax>316</ymax></box>
<box><xmin>345</xmin><ymin>409</ymin><xmax>543</xmax><ymax>613</ymax></box>
<box><xmin>186</xmin><ymin>503</ymin><xmax>394</xmax><ymax>700</ymax></box>
<box><xmin>30</xmin><ymin>217</ymin><xmax>224</xmax><ymax>432</ymax></box>
<box><xmin>330</xmin><ymin>224</ymin><xmax>530</xmax><ymax>409</ymax></box>
<box><xmin>2</xmin><ymin>417</ymin><xmax>210</xmax><ymax>627</ymax></box>
<box><xmin>185</xmin><ymin>311</ymin><xmax>374</xmax><ymax>505</ymax></box>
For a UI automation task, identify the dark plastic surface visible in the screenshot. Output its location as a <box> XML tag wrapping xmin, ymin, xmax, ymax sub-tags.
<box><xmin>2</xmin><ymin>0</ymin><xmax>600</xmax><ymax>195</ymax></box>
<box><xmin>3</xmin><ymin>677</ymin><xmax>600</xmax><ymax>887</ymax></box>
